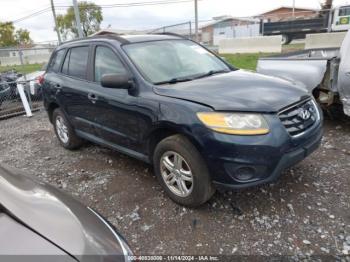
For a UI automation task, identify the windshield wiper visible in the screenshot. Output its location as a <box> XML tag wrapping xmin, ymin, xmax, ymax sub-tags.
<box><xmin>193</xmin><ymin>69</ymin><xmax>230</xmax><ymax>80</ymax></box>
<box><xmin>154</xmin><ymin>77</ymin><xmax>194</xmax><ymax>85</ymax></box>
<box><xmin>154</xmin><ymin>69</ymin><xmax>230</xmax><ymax>85</ymax></box>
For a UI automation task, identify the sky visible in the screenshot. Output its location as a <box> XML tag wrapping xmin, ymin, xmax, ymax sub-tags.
<box><xmin>1</xmin><ymin>0</ymin><xmax>350</xmax><ymax>42</ymax></box>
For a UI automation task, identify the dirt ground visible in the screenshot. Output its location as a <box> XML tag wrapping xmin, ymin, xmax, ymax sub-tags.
<box><xmin>0</xmin><ymin>110</ymin><xmax>349</xmax><ymax>259</ymax></box>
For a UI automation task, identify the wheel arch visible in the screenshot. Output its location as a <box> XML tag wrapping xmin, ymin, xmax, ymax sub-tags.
<box><xmin>47</xmin><ymin>102</ymin><xmax>60</xmax><ymax>123</ymax></box>
<box><xmin>146</xmin><ymin>123</ymin><xmax>203</xmax><ymax>164</ymax></box>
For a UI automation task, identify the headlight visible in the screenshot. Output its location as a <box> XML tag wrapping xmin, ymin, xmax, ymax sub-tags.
<box><xmin>197</xmin><ymin>112</ymin><xmax>269</xmax><ymax>135</ymax></box>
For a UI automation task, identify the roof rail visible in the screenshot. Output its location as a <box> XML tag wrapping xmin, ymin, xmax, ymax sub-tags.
<box><xmin>88</xmin><ymin>34</ymin><xmax>130</xmax><ymax>44</ymax></box>
<box><xmin>151</xmin><ymin>32</ymin><xmax>189</xmax><ymax>39</ymax></box>
<box><xmin>58</xmin><ymin>33</ymin><xmax>130</xmax><ymax>46</ymax></box>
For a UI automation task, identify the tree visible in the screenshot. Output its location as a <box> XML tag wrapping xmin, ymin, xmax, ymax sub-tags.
<box><xmin>15</xmin><ymin>29</ymin><xmax>32</xmax><ymax>46</ymax></box>
<box><xmin>322</xmin><ymin>0</ymin><xmax>333</xmax><ymax>10</ymax></box>
<box><xmin>56</xmin><ymin>1</ymin><xmax>103</xmax><ymax>40</ymax></box>
<box><xmin>0</xmin><ymin>22</ymin><xmax>33</xmax><ymax>47</ymax></box>
<box><xmin>0</xmin><ymin>22</ymin><xmax>16</xmax><ymax>47</ymax></box>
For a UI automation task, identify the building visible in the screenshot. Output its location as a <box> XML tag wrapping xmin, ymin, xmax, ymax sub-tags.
<box><xmin>200</xmin><ymin>16</ymin><xmax>259</xmax><ymax>45</ymax></box>
<box><xmin>257</xmin><ymin>6</ymin><xmax>319</xmax><ymax>22</ymax></box>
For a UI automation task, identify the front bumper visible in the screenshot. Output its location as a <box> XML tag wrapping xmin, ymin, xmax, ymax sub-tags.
<box><xmin>195</xmin><ymin>113</ymin><xmax>323</xmax><ymax>190</ymax></box>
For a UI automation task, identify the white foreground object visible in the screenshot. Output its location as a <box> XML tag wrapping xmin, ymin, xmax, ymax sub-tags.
<box><xmin>17</xmin><ymin>83</ymin><xmax>32</xmax><ymax>117</ymax></box>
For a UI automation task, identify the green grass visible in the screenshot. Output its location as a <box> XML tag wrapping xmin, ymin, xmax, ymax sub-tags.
<box><xmin>221</xmin><ymin>53</ymin><xmax>275</xmax><ymax>71</ymax></box>
<box><xmin>220</xmin><ymin>43</ymin><xmax>305</xmax><ymax>71</ymax></box>
<box><xmin>221</xmin><ymin>42</ymin><xmax>305</xmax><ymax>71</ymax></box>
<box><xmin>0</xmin><ymin>63</ymin><xmax>44</xmax><ymax>74</ymax></box>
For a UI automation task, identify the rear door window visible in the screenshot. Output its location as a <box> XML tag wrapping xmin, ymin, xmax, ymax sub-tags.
<box><xmin>64</xmin><ymin>46</ymin><xmax>89</xmax><ymax>79</ymax></box>
<box><xmin>48</xmin><ymin>49</ymin><xmax>65</xmax><ymax>72</ymax></box>
<box><xmin>94</xmin><ymin>46</ymin><xmax>127</xmax><ymax>82</ymax></box>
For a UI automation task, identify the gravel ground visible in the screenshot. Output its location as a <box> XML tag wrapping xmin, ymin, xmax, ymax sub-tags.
<box><xmin>0</xmin><ymin>110</ymin><xmax>350</xmax><ymax>259</ymax></box>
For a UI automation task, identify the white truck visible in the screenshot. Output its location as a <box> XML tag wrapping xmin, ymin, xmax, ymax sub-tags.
<box><xmin>257</xmin><ymin>30</ymin><xmax>350</xmax><ymax>117</ymax></box>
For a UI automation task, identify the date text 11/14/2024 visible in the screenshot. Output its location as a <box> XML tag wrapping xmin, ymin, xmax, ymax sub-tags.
<box><xmin>127</xmin><ymin>255</ymin><xmax>220</xmax><ymax>261</ymax></box>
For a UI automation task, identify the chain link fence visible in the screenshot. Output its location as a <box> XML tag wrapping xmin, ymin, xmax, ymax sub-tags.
<box><xmin>149</xmin><ymin>21</ymin><xmax>194</xmax><ymax>39</ymax></box>
<box><xmin>0</xmin><ymin>46</ymin><xmax>54</xmax><ymax>120</ymax></box>
<box><xmin>0</xmin><ymin>46</ymin><xmax>55</xmax><ymax>67</ymax></box>
<box><xmin>0</xmin><ymin>69</ymin><xmax>45</xmax><ymax>119</ymax></box>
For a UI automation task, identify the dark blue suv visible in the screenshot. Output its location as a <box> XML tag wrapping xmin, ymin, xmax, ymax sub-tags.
<box><xmin>43</xmin><ymin>33</ymin><xmax>323</xmax><ymax>207</ymax></box>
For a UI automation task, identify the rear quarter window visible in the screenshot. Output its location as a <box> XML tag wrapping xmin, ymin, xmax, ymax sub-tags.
<box><xmin>61</xmin><ymin>49</ymin><xmax>70</xmax><ymax>75</ymax></box>
<box><xmin>48</xmin><ymin>49</ymin><xmax>65</xmax><ymax>72</ymax></box>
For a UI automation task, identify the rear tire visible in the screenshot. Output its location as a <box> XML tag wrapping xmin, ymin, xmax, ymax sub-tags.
<box><xmin>52</xmin><ymin>108</ymin><xmax>83</xmax><ymax>150</ymax></box>
<box><xmin>153</xmin><ymin>134</ymin><xmax>215</xmax><ymax>207</ymax></box>
<box><xmin>282</xmin><ymin>34</ymin><xmax>292</xmax><ymax>45</ymax></box>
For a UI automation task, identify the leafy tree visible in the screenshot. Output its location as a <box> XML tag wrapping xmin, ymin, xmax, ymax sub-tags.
<box><xmin>0</xmin><ymin>22</ymin><xmax>33</xmax><ymax>47</ymax></box>
<box><xmin>15</xmin><ymin>29</ymin><xmax>32</xmax><ymax>46</ymax></box>
<box><xmin>0</xmin><ymin>22</ymin><xmax>16</xmax><ymax>47</ymax></box>
<box><xmin>56</xmin><ymin>1</ymin><xmax>103</xmax><ymax>39</ymax></box>
<box><xmin>322</xmin><ymin>0</ymin><xmax>333</xmax><ymax>9</ymax></box>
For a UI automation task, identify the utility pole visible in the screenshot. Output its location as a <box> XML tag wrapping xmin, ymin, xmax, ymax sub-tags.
<box><xmin>292</xmin><ymin>0</ymin><xmax>295</xmax><ymax>18</ymax></box>
<box><xmin>323</xmin><ymin>0</ymin><xmax>334</xmax><ymax>32</ymax></box>
<box><xmin>50</xmin><ymin>0</ymin><xmax>62</xmax><ymax>44</ymax></box>
<box><xmin>323</xmin><ymin>0</ymin><xmax>333</xmax><ymax>10</ymax></box>
<box><xmin>72</xmin><ymin>0</ymin><xmax>84</xmax><ymax>38</ymax></box>
<box><xmin>194</xmin><ymin>0</ymin><xmax>199</xmax><ymax>42</ymax></box>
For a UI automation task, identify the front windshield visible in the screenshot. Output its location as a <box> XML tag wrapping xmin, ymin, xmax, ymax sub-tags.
<box><xmin>123</xmin><ymin>40</ymin><xmax>231</xmax><ymax>84</ymax></box>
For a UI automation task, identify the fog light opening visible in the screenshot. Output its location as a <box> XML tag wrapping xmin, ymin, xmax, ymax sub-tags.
<box><xmin>234</xmin><ymin>167</ymin><xmax>256</xmax><ymax>181</ymax></box>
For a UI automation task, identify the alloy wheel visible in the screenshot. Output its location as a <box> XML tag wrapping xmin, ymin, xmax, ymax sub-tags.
<box><xmin>160</xmin><ymin>151</ymin><xmax>193</xmax><ymax>197</ymax></box>
<box><xmin>55</xmin><ymin>116</ymin><xmax>69</xmax><ymax>144</ymax></box>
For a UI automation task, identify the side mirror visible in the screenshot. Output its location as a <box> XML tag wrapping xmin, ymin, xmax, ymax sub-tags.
<box><xmin>100</xmin><ymin>73</ymin><xmax>131</xmax><ymax>89</ymax></box>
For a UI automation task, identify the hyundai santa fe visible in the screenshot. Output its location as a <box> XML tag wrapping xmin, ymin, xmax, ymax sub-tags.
<box><xmin>43</xmin><ymin>33</ymin><xmax>323</xmax><ymax>207</ymax></box>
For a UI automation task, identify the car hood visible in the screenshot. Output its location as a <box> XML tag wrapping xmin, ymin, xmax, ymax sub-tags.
<box><xmin>154</xmin><ymin>70</ymin><xmax>309</xmax><ymax>112</ymax></box>
<box><xmin>0</xmin><ymin>212</ymin><xmax>75</xmax><ymax>260</ymax></box>
<box><xmin>0</xmin><ymin>164</ymin><xmax>127</xmax><ymax>261</ymax></box>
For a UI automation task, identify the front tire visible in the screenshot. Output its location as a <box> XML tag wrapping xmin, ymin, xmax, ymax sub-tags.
<box><xmin>52</xmin><ymin>108</ymin><xmax>83</xmax><ymax>150</ymax></box>
<box><xmin>153</xmin><ymin>134</ymin><xmax>215</xmax><ymax>207</ymax></box>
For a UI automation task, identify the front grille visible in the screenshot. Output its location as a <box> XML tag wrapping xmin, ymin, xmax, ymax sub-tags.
<box><xmin>279</xmin><ymin>99</ymin><xmax>319</xmax><ymax>137</ymax></box>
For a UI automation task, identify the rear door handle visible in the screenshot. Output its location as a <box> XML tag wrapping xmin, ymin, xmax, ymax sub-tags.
<box><xmin>88</xmin><ymin>93</ymin><xmax>98</xmax><ymax>103</ymax></box>
<box><xmin>53</xmin><ymin>83</ymin><xmax>61</xmax><ymax>94</ymax></box>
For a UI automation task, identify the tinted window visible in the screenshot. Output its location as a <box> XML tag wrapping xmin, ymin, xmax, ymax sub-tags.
<box><xmin>49</xmin><ymin>49</ymin><xmax>65</xmax><ymax>72</ymax></box>
<box><xmin>94</xmin><ymin>46</ymin><xmax>127</xmax><ymax>82</ymax></box>
<box><xmin>66</xmin><ymin>46</ymin><xmax>89</xmax><ymax>79</ymax></box>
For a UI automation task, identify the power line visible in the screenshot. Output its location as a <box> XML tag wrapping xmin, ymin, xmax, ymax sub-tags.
<box><xmin>12</xmin><ymin>8</ymin><xmax>52</xmax><ymax>23</ymax></box>
<box><xmin>8</xmin><ymin>5</ymin><xmax>51</xmax><ymax>19</ymax></box>
<box><xmin>97</xmin><ymin>0</ymin><xmax>200</xmax><ymax>8</ymax></box>
<box><xmin>11</xmin><ymin>0</ymin><xmax>200</xmax><ymax>23</ymax></box>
